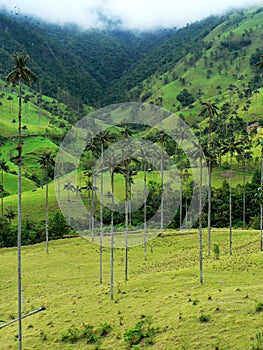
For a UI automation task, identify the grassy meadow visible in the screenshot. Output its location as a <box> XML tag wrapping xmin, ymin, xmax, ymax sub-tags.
<box><xmin>1</xmin><ymin>229</ymin><xmax>263</xmax><ymax>349</ymax></box>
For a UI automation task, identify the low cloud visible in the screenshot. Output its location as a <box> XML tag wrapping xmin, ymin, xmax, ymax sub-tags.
<box><xmin>0</xmin><ymin>0</ymin><xmax>261</xmax><ymax>30</ymax></box>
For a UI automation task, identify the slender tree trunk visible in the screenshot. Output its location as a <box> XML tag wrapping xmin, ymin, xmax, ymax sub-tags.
<box><xmin>144</xmin><ymin>165</ymin><xmax>147</xmax><ymax>260</ymax></box>
<box><xmin>17</xmin><ymin>82</ymin><xmax>22</xmax><ymax>350</ymax></box>
<box><xmin>179</xmin><ymin>168</ymin><xmax>183</xmax><ymax>230</ymax></box>
<box><xmin>207</xmin><ymin>165</ymin><xmax>212</xmax><ymax>256</ymax></box>
<box><xmin>1</xmin><ymin>168</ymin><xmax>3</xmax><ymax>218</ymax></box>
<box><xmin>199</xmin><ymin>151</ymin><xmax>203</xmax><ymax>284</ymax></box>
<box><xmin>125</xmin><ymin>175</ymin><xmax>129</xmax><ymax>281</ymax></box>
<box><xmin>91</xmin><ymin>173</ymin><xmax>95</xmax><ymax>241</ymax></box>
<box><xmin>45</xmin><ymin>167</ymin><xmax>49</xmax><ymax>254</ymax></box>
<box><xmin>260</xmin><ymin>152</ymin><xmax>263</xmax><ymax>251</ymax></box>
<box><xmin>160</xmin><ymin>152</ymin><xmax>164</xmax><ymax>230</ymax></box>
<box><xmin>207</xmin><ymin>115</ymin><xmax>212</xmax><ymax>256</ymax></box>
<box><xmin>243</xmin><ymin>165</ymin><xmax>246</xmax><ymax>228</ymax></box>
<box><xmin>99</xmin><ymin>144</ymin><xmax>104</xmax><ymax>284</ymax></box>
<box><xmin>229</xmin><ymin>155</ymin><xmax>233</xmax><ymax>255</ymax></box>
<box><xmin>110</xmin><ymin>169</ymin><xmax>114</xmax><ymax>300</ymax></box>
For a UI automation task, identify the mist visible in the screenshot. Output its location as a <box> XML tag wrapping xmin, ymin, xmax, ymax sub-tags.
<box><xmin>0</xmin><ymin>0</ymin><xmax>261</xmax><ymax>30</ymax></box>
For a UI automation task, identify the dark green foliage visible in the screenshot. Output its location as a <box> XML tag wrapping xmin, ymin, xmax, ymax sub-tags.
<box><xmin>199</xmin><ymin>314</ymin><xmax>210</xmax><ymax>323</ymax></box>
<box><xmin>214</xmin><ymin>244</ymin><xmax>220</xmax><ymax>260</ymax></box>
<box><xmin>49</xmin><ymin>211</ymin><xmax>71</xmax><ymax>239</ymax></box>
<box><xmin>176</xmin><ymin>89</ymin><xmax>195</xmax><ymax>107</ymax></box>
<box><xmin>0</xmin><ymin>211</ymin><xmax>72</xmax><ymax>248</ymax></box>
<box><xmin>255</xmin><ymin>302</ymin><xmax>263</xmax><ymax>313</ymax></box>
<box><xmin>0</xmin><ymin>217</ymin><xmax>15</xmax><ymax>247</ymax></box>
<box><xmin>59</xmin><ymin>322</ymin><xmax>112</xmax><ymax>345</ymax></box>
<box><xmin>123</xmin><ymin>315</ymin><xmax>158</xmax><ymax>347</ymax></box>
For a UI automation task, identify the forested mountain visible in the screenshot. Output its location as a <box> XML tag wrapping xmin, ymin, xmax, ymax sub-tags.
<box><xmin>0</xmin><ymin>11</ymin><xmax>175</xmax><ymax>107</ymax></box>
<box><xmin>0</xmin><ymin>10</ymin><xmax>226</xmax><ymax>108</ymax></box>
<box><xmin>0</xmin><ymin>7</ymin><xmax>263</xmax><ymax>112</ymax></box>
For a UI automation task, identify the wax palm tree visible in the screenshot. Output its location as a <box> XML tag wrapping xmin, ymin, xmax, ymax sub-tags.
<box><xmin>221</xmin><ymin>136</ymin><xmax>244</xmax><ymax>255</ymax></box>
<box><xmin>6</xmin><ymin>52</ymin><xmax>37</xmax><ymax>350</ymax></box>
<box><xmin>63</xmin><ymin>181</ymin><xmax>74</xmax><ymax>225</ymax></box>
<box><xmin>173</xmin><ymin>125</ymin><xmax>190</xmax><ymax>230</ymax></box>
<box><xmin>255</xmin><ymin>138</ymin><xmax>263</xmax><ymax>251</ymax></box>
<box><xmin>38</xmin><ymin>152</ymin><xmax>55</xmax><ymax>254</ymax></box>
<box><xmin>152</xmin><ymin>131</ymin><xmax>170</xmax><ymax>229</ymax></box>
<box><xmin>0</xmin><ymin>159</ymin><xmax>9</xmax><ymax>218</ymax></box>
<box><xmin>93</xmin><ymin>130</ymin><xmax>115</xmax><ymax>284</ymax></box>
<box><xmin>115</xmin><ymin>159</ymin><xmax>138</xmax><ymax>281</ymax></box>
<box><xmin>120</xmin><ymin>126</ymin><xmax>133</xmax><ymax>224</ymax></box>
<box><xmin>191</xmin><ymin>138</ymin><xmax>206</xmax><ymax>284</ymax></box>
<box><xmin>136</xmin><ymin>147</ymin><xmax>154</xmax><ymax>260</ymax></box>
<box><xmin>103</xmin><ymin>152</ymin><xmax>119</xmax><ymax>299</ymax></box>
<box><xmin>86</xmin><ymin>141</ymin><xmax>98</xmax><ymax>241</ymax></box>
<box><xmin>199</xmin><ymin>101</ymin><xmax>219</xmax><ymax>256</ymax></box>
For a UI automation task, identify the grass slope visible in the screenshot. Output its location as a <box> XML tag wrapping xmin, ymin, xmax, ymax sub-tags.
<box><xmin>1</xmin><ymin>229</ymin><xmax>263</xmax><ymax>349</ymax></box>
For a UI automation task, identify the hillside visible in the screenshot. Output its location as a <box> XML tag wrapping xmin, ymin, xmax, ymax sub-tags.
<box><xmin>139</xmin><ymin>7</ymin><xmax>263</xmax><ymax>126</ymax></box>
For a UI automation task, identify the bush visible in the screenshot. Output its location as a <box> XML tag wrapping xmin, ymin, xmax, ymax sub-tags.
<box><xmin>124</xmin><ymin>315</ymin><xmax>158</xmax><ymax>347</ymax></box>
<box><xmin>213</xmin><ymin>244</ymin><xmax>220</xmax><ymax>260</ymax></box>
<box><xmin>199</xmin><ymin>314</ymin><xmax>210</xmax><ymax>323</ymax></box>
<box><xmin>256</xmin><ymin>302</ymin><xmax>263</xmax><ymax>313</ymax></box>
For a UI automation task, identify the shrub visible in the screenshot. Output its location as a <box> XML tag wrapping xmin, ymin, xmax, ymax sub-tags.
<box><xmin>213</xmin><ymin>244</ymin><xmax>220</xmax><ymax>260</ymax></box>
<box><xmin>199</xmin><ymin>314</ymin><xmax>210</xmax><ymax>323</ymax></box>
<box><xmin>97</xmin><ymin>322</ymin><xmax>112</xmax><ymax>337</ymax></box>
<box><xmin>256</xmin><ymin>302</ymin><xmax>263</xmax><ymax>313</ymax></box>
<box><xmin>124</xmin><ymin>315</ymin><xmax>158</xmax><ymax>347</ymax></box>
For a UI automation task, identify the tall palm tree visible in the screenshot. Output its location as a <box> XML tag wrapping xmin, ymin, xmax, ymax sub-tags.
<box><xmin>93</xmin><ymin>130</ymin><xmax>115</xmax><ymax>284</ymax></box>
<box><xmin>85</xmin><ymin>141</ymin><xmax>98</xmax><ymax>241</ymax></box>
<box><xmin>136</xmin><ymin>147</ymin><xmax>153</xmax><ymax>260</ymax></box>
<box><xmin>63</xmin><ymin>181</ymin><xmax>74</xmax><ymax>225</ymax></box>
<box><xmin>120</xmin><ymin>126</ymin><xmax>133</xmax><ymax>224</ymax></box>
<box><xmin>255</xmin><ymin>138</ymin><xmax>263</xmax><ymax>251</ymax></box>
<box><xmin>191</xmin><ymin>138</ymin><xmax>206</xmax><ymax>284</ymax></box>
<box><xmin>221</xmin><ymin>136</ymin><xmax>244</xmax><ymax>255</ymax></box>
<box><xmin>173</xmin><ymin>126</ymin><xmax>189</xmax><ymax>230</ymax></box>
<box><xmin>37</xmin><ymin>152</ymin><xmax>55</xmax><ymax>254</ymax></box>
<box><xmin>116</xmin><ymin>163</ymin><xmax>138</xmax><ymax>281</ymax></box>
<box><xmin>153</xmin><ymin>131</ymin><xmax>170</xmax><ymax>230</ymax></box>
<box><xmin>199</xmin><ymin>101</ymin><xmax>219</xmax><ymax>256</ymax></box>
<box><xmin>104</xmin><ymin>153</ymin><xmax>119</xmax><ymax>300</ymax></box>
<box><xmin>6</xmin><ymin>52</ymin><xmax>37</xmax><ymax>350</ymax></box>
<box><xmin>0</xmin><ymin>159</ymin><xmax>9</xmax><ymax>218</ymax></box>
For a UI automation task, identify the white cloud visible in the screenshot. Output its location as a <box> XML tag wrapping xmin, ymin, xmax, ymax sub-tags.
<box><xmin>0</xmin><ymin>0</ymin><xmax>262</xmax><ymax>30</ymax></box>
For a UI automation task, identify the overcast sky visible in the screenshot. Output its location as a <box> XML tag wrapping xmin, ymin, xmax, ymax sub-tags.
<box><xmin>0</xmin><ymin>0</ymin><xmax>262</xmax><ymax>30</ymax></box>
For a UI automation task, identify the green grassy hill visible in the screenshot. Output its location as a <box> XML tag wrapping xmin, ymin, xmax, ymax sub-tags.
<box><xmin>1</xmin><ymin>230</ymin><xmax>263</xmax><ymax>349</ymax></box>
<box><xmin>140</xmin><ymin>7</ymin><xmax>263</xmax><ymax>126</ymax></box>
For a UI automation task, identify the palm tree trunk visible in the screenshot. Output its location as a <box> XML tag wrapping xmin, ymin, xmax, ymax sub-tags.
<box><xmin>1</xmin><ymin>168</ymin><xmax>3</xmax><ymax>218</ymax></box>
<box><xmin>110</xmin><ymin>169</ymin><xmax>114</xmax><ymax>300</ymax></box>
<box><xmin>45</xmin><ymin>167</ymin><xmax>49</xmax><ymax>254</ymax></box>
<box><xmin>229</xmin><ymin>155</ymin><xmax>233</xmax><ymax>255</ymax></box>
<box><xmin>243</xmin><ymin>165</ymin><xmax>246</xmax><ymax>228</ymax></box>
<box><xmin>179</xmin><ymin>169</ymin><xmax>183</xmax><ymax>230</ymax></box>
<box><xmin>160</xmin><ymin>152</ymin><xmax>164</xmax><ymax>230</ymax></box>
<box><xmin>100</xmin><ymin>144</ymin><xmax>104</xmax><ymax>284</ymax></box>
<box><xmin>207</xmin><ymin>164</ymin><xmax>212</xmax><ymax>256</ymax></box>
<box><xmin>144</xmin><ymin>164</ymin><xmax>147</xmax><ymax>260</ymax></box>
<box><xmin>125</xmin><ymin>175</ymin><xmax>129</xmax><ymax>281</ymax></box>
<box><xmin>260</xmin><ymin>152</ymin><xmax>263</xmax><ymax>251</ymax></box>
<box><xmin>17</xmin><ymin>82</ymin><xmax>22</xmax><ymax>350</ymax></box>
<box><xmin>199</xmin><ymin>151</ymin><xmax>203</xmax><ymax>284</ymax></box>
